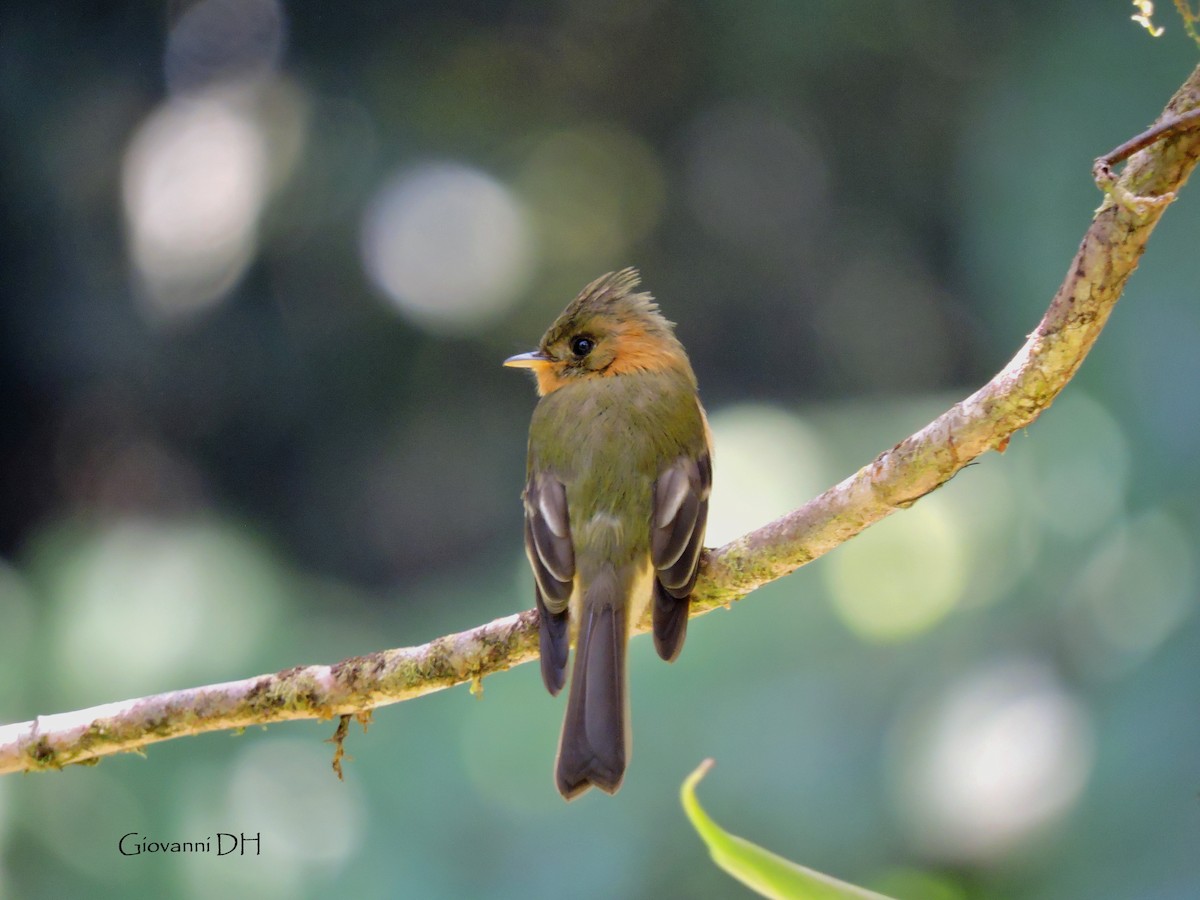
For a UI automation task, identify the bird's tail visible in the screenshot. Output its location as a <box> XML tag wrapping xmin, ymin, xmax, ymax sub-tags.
<box><xmin>555</xmin><ymin>566</ymin><xmax>629</xmax><ymax>799</ymax></box>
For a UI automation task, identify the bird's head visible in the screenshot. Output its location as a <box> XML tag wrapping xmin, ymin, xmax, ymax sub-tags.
<box><xmin>504</xmin><ymin>268</ymin><xmax>691</xmax><ymax>396</ymax></box>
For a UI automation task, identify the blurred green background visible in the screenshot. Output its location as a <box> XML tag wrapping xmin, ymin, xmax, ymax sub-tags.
<box><xmin>2</xmin><ymin>2</ymin><xmax>1199</xmax><ymax>898</ymax></box>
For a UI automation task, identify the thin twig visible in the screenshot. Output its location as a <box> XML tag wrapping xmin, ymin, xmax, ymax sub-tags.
<box><xmin>1093</xmin><ymin>105</ymin><xmax>1200</xmax><ymax>187</ymax></box>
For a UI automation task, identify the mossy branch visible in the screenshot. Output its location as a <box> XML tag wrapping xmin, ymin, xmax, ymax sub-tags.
<box><xmin>3</xmin><ymin>64</ymin><xmax>1200</xmax><ymax>777</ymax></box>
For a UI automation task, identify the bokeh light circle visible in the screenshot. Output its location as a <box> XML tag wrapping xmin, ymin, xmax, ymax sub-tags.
<box><xmin>825</xmin><ymin>496</ymin><xmax>968</xmax><ymax>642</ymax></box>
<box><xmin>889</xmin><ymin>660</ymin><xmax>1093</xmax><ymax>863</ymax></box>
<box><xmin>704</xmin><ymin>403</ymin><xmax>831</xmax><ymax>547</ymax></box>
<box><xmin>122</xmin><ymin>89</ymin><xmax>269</xmax><ymax>318</ymax></box>
<box><xmin>361</xmin><ymin>163</ymin><xmax>534</xmax><ymax>334</ymax></box>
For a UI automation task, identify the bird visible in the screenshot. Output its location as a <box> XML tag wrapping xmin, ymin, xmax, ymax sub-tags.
<box><xmin>505</xmin><ymin>268</ymin><xmax>712</xmax><ymax>800</ymax></box>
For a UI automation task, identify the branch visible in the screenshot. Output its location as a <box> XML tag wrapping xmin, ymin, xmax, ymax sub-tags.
<box><xmin>4</xmin><ymin>64</ymin><xmax>1200</xmax><ymax>777</ymax></box>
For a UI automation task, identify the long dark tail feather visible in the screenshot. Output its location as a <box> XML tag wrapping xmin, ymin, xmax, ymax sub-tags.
<box><xmin>555</xmin><ymin>571</ymin><xmax>628</xmax><ymax>800</ymax></box>
<box><xmin>536</xmin><ymin>586</ymin><xmax>568</xmax><ymax>696</ymax></box>
<box><xmin>652</xmin><ymin>580</ymin><xmax>689</xmax><ymax>662</ymax></box>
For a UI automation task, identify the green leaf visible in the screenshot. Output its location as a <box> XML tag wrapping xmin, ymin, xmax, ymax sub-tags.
<box><xmin>681</xmin><ymin>759</ymin><xmax>896</xmax><ymax>900</ymax></box>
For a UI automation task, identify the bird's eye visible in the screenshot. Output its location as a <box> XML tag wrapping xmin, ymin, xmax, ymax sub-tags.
<box><xmin>569</xmin><ymin>336</ymin><xmax>595</xmax><ymax>358</ymax></box>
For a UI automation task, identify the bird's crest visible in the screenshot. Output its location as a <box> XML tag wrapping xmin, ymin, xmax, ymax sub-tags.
<box><xmin>543</xmin><ymin>268</ymin><xmax>675</xmax><ymax>347</ymax></box>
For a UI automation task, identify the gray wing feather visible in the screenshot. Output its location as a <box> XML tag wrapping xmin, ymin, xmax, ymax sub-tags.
<box><xmin>524</xmin><ymin>473</ymin><xmax>574</xmax><ymax>695</ymax></box>
<box><xmin>524</xmin><ymin>474</ymin><xmax>574</xmax><ymax>613</ymax></box>
<box><xmin>650</xmin><ymin>452</ymin><xmax>711</xmax><ymax>661</ymax></box>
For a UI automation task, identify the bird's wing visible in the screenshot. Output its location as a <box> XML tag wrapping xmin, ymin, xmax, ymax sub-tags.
<box><xmin>649</xmin><ymin>450</ymin><xmax>711</xmax><ymax>661</ymax></box>
<box><xmin>524</xmin><ymin>472</ymin><xmax>574</xmax><ymax>694</ymax></box>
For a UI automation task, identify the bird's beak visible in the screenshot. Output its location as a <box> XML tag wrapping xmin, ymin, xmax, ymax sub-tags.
<box><xmin>504</xmin><ymin>350</ymin><xmax>552</xmax><ymax>368</ymax></box>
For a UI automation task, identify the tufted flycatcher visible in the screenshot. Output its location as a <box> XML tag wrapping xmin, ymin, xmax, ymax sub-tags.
<box><xmin>505</xmin><ymin>269</ymin><xmax>712</xmax><ymax>800</ymax></box>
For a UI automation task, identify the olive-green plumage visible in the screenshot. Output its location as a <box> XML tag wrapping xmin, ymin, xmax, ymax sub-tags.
<box><xmin>505</xmin><ymin>269</ymin><xmax>712</xmax><ymax>800</ymax></box>
<box><xmin>529</xmin><ymin>368</ymin><xmax>704</xmax><ymax>562</ymax></box>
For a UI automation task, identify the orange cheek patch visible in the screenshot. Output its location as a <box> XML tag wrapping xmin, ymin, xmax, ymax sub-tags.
<box><xmin>603</xmin><ymin>326</ymin><xmax>687</xmax><ymax>376</ymax></box>
<box><xmin>534</xmin><ymin>365</ymin><xmax>569</xmax><ymax>396</ymax></box>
